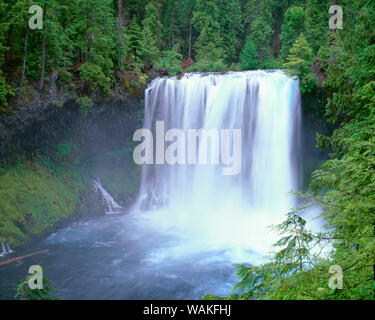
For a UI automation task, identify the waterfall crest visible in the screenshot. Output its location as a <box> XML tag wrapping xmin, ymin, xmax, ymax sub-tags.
<box><xmin>135</xmin><ymin>70</ymin><xmax>301</xmax><ymax>256</ymax></box>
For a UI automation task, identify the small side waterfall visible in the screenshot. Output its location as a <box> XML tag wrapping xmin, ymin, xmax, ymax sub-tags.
<box><xmin>93</xmin><ymin>178</ymin><xmax>122</xmax><ymax>215</ymax></box>
<box><xmin>0</xmin><ymin>242</ymin><xmax>14</xmax><ymax>257</ymax></box>
<box><xmin>134</xmin><ymin>70</ymin><xmax>302</xmax><ymax>257</ymax></box>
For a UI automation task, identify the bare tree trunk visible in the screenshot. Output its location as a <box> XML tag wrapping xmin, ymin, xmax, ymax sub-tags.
<box><xmin>17</xmin><ymin>28</ymin><xmax>29</xmax><ymax>106</ymax></box>
<box><xmin>39</xmin><ymin>35</ymin><xmax>46</xmax><ymax>90</ymax></box>
<box><xmin>117</xmin><ymin>0</ymin><xmax>124</xmax><ymax>70</ymax></box>
<box><xmin>188</xmin><ymin>22</ymin><xmax>192</xmax><ymax>59</ymax></box>
<box><xmin>273</xmin><ymin>23</ymin><xmax>281</xmax><ymax>58</ymax></box>
<box><xmin>158</xmin><ymin>0</ymin><xmax>161</xmax><ymax>26</ymax></box>
<box><xmin>158</xmin><ymin>0</ymin><xmax>161</xmax><ymax>49</ymax></box>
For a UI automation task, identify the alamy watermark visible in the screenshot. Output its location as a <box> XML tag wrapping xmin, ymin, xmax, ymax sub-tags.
<box><xmin>329</xmin><ymin>5</ymin><xmax>343</xmax><ymax>30</ymax></box>
<box><xmin>28</xmin><ymin>5</ymin><xmax>43</xmax><ymax>30</ymax></box>
<box><xmin>318</xmin><ymin>264</ymin><xmax>343</xmax><ymax>293</ymax></box>
<box><xmin>28</xmin><ymin>265</ymin><xmax>43</xmax><ymax>290</ymax></box>
<box><xmin>133</xmin><ymin>121</ymin><xmax>242</xmax><ymax>176</ymax></box>
<box><xmin>328</xmin><ymin>264</ymin><xmax>343</xmax><ymax>290</ymax></box>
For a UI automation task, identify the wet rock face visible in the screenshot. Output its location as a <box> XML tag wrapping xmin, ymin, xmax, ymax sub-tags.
<box><xmin>0</xmin><ymin>72</ymin><xmax>141</xmax><ymax>160</ymax></box>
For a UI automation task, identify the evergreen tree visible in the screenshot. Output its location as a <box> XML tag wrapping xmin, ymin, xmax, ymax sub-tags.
<box><xmin>0</xmin><ymin>0</ymin><xmax>15</xmax><ymax>110</ymax></box>
<box><xmin>305</xmin><ymin>0</ymin><xmax>330</xmax><ymax>54</ymax></box>
<box><xmin>280</xmin><ymin>6</ymin><xmax>306</xmax><ymax>59</ymax></box>
<box><xmin>140</xmin><ymin>3</ymin><xmax>161</xmax><ymax>68</ymax></box>
<box><xmin>249</xmin><ymin>17</ymin><xmax>273</xmax><ymax>61</ymax></box>
<box><xmin>284</xmin><ymin>33</ymin><xmax>316</xmax><ymax>94</ymax></box>
<box><xmin>124</xmin><ymin>18</ymin><xmax>143</xmax><ymax>66</ymax></box>
<box><xmin>215</xmin><ymin>0</ymin><xmax>243</xmax><ymax>63</ymax></box>
<box><xmin>239</xmin><ymin>36</ymin><xmax>259</xmax><ymax>70</ymax></box>
<box><xmin>192</xmin><ymin>0</ymin><xmax>226</xmax><ymax>71</ymax></box>
<box><xmin>69</xmin><ymin>0</ymin><xmax>116</xmax><ymax>94</ymax></box>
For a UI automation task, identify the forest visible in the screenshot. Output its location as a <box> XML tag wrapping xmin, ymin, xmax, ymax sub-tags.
<box><xmin>0</xmin><ymin>0</ymin><xmax>340</xmax><ymax>111</ymax></box>
<box><xmin>0</xmin><ymin>0</ymin><xmax>374</xmax><ymax>300</ymax></box>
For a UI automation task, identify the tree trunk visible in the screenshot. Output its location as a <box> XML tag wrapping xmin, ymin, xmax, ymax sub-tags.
<box><xmin>0</xmin><ymin>249</ymin><xmax>50</xmax><ymax>267</ymax></box>
<box><xmin>17</xmin><ymin>28</ymin><xmax>29</xmax><ymax>106</ymax></box>
<box><xmin>158</xmin><ymin>0</ymin><xmax>161</xmax><ymax>49</ymax></box>
<box><xmin>117</xmin><ymin>0</ymin><xmax>124</xmax><ymax>70</ymax></box>
<box><xmin>273</xmin><ymin>22</ymin><xmax>281</xmax><ymax>58</ymax></box>
<box><xmin>39</xmin><ymin>34</ymin><xmax>46</xmax><ymax>90</ymax></box>
<box><xmin>188</xmin><ymin>22</ymin><xmax>192</xmax><ymax>59</ymax></box>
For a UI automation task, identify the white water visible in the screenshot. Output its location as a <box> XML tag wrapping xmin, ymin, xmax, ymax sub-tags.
<box><xmin>133</xmin><ymin>70</ymin><xmax>302</xmax><ymax>262</ymax></box>
<box><xmin>93</xmin><ymin>178</ymin><xmax>122</xmax><ymax>215</ymax></box>
<box><xmin>0</xmin><ymin>242</ymin><xmax>13</xmax><ymax>257</ymax></box>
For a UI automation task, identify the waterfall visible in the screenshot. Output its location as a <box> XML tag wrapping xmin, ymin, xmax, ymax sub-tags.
<box><xmin>93</xmin><ymin>178</ymin><xmax>122</xmax><ymax>215</ymax></box>
<box><xmin>0</xmin><ymin>242</ymin><xmax>14</xmax><ymax>257</ymax></box>
<box><xmin>135</xmin><ymin>70</ymin><xmax>301</xmax><ymax>257</ymax></box>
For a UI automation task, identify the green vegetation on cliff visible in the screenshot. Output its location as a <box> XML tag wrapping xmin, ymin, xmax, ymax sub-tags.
<box><xmin>0</xmin><ymin>145</ymin><xmax>140</xmax><ymax>248</ymax></box>
<box><xmin>0</xmin><ymin>160</ymin><xmax>86</xmax><ymax>247</ymax></box>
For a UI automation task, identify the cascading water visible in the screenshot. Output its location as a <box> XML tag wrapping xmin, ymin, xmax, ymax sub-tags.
<box><xmin>135</xmin><ymin>70</ymin><xmax>301</xmax><ymax>259</ymax></box>
<box><xmin>0</xmin><ymin>242</ymin><xmax>13</xmax><ymax>257</ymax></box>
<box><xmin>93</xmin><ymin>178</ymin><xmax>122</xmax><ymax>215</ymax></box>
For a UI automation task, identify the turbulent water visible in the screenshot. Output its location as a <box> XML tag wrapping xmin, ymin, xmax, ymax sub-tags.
<box><xmin>0</xmin><ymin>70</ymin><xmax>307</xmax><ymax>300</ymax></box>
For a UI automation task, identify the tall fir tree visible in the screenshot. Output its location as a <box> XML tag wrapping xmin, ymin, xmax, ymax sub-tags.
<box><xmin>280</xmin><ymin>6</ymin><xmax>306</xmax><ymax>59</ymax></box>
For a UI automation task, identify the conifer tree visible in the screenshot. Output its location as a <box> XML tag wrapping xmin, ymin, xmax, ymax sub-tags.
<box><xmin>191</xmin><ymin>0</ymin><xmax>226</xmax><ymax>70</ymax></box>
<box><xmin>140</xmin><ymin>3</ymin><xmax>161</xmax><ymax>68</ymax></box>
<box><xmin>239</xmin><ymin>37</ymin><xmax>259</xmax><ymax>70</ymax></box>
<box><xmin>280</xmin><ymin>6</ymin><xmax>306</xmax><ymax>59</ymax></box>
<box><xmin>284</xmin><ymin>33</ymin><xmax>316</xmax><ymax>94</ymax></box>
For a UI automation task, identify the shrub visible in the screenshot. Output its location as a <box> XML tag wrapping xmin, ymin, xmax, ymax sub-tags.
<box><xmin>79</xmin><ymin>62</ymin><xmax>112</xmax><ymax>95</ymax></box>
<box><xmin>76</xmin><ymin>96</ymin><xmax>93</xmax><ymax>117</ymax></box>
<box><xmin>154</xmin><ymin>47</ymin><xmax>183</xmax><ymax>76</ymax></box>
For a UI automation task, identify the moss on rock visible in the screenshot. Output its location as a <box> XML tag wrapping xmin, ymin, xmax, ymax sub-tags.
<box><xmin>0</xmin><ymin>161</ymin><xmax>87</xmax><ymax>247</ymax></box>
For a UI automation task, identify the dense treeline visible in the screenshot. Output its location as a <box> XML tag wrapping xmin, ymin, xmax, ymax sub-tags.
<box><xmin>1</xmin><ymin>0</ymin><xmax>374</xmax><ymax>300</ymax></box>
<box><xmin>1</xmin><ymin>0</ymin><xmax>331</xmax><ymax>113</ymax></box>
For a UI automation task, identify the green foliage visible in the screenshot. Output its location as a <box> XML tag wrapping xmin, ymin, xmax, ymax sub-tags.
<box><xmin>0</xmin><ymin>74</ymin><xmax>15</xmax><ymax>112</ymax></box>
<box><xmin>305</xmin><ymin>0</ymin><xmax>330</xmax><ymax>54</ymax></box>
<box><xmin>215</xmin><ymin>0</ymin><xmax>243</xmax><ymax>64</ymax></box>
<box><xmin>0</xmin><ymin>144</ymin><xmax>141</xmax><ymax>248</ymax></box>
<box><xmin>280</xmin><ymin>6</ymin><xmax>306</xmax><ymax>59</ymax></box>
<box><xmin>124</xmin><ymin>18</ymin><xmax>143</xmax><ymax>69</ymax></box>
<box><xmin>190</xmin><ymin>43</ymin><xmax>227</xmax><ymax>72</ymax></box>
<box><xmin>55</xmin><ymin>140</ymin><xmax>81</xmax><ymax>164</ymax></box>
<box><xmin>260</xmin><ymin>58</ymin><xmax>284</xmax><ymax>70</ymax></box>
<box><xmin>192</xmin><ymin>0</ymin><xmax>226</xmax><ymax>70</ymax></box>
<box><xmin>239</xmin><ymin>38</ymin><xmax>259</xmax><ymax>70</ymax></box>
<box><xmin>75</xmin><ymin>96</ymin><xmax>93</xmax><ymax>117</ymax></box>
<box><xmin>79</xmin><ymin>62</ymin><xmax>112</xmax><ymax>96</ymax></box>
<box><xmin>284</xmin><ymin>34</ymin><xmax>316</xmax><ymax>94</ymax></box>
<box><xmin>248</xmin><ymin>17</ymin><xmax>273</xmax><ymax>61</ymax></box>
<box><xmin>0</xmin><ymin>0</ymin><xmax>347</xmax><ymax>101</ymax></box>
<box><xmin>140</xmin><ymin>3</ymin><xmax>161</xmax><ymax>67</ymax></box>
<box><xmin>14</xmin><ymin>266</ymin><xmax>59</xmax><ymax>300</ymax></box>
<box><xmin>0</xmin><ymin>160</ymin><xmax>86</xmax><ymax>247</ymax></box>
<box><xmin>70</xmin><ymin>0</ymin><xmax>116</xmax><ymax>83</ymax></box>
<box><xmin>154</xmin><ymin>46</ymin><xmax>183</xmax><ymax>76</ymax></box>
